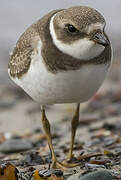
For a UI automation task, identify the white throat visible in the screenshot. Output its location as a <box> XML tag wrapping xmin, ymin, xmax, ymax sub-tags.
<box><xmin>50</xmin><ymin>14</ymin><xmax>105</xmax><ymax>60</ymax></box>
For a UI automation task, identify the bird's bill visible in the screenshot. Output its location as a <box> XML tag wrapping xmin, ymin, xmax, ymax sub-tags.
<box><xmin>92</xmin><ymin>32</ymin><xmax>109</xmax><ymax>47</ymax></box>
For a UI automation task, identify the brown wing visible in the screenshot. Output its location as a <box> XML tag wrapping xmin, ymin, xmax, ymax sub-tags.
<box><xmin>8</xmin><ymin>9</ymin><xmax>63</xmax><ymax>78</ymax></box>
<box><xmin>8</xmin><ymin>24</ymin><xmax>40</xmax><ymax>78</ymax></box>
<box><xmin>8</xmin><ymin>47</ymin><xmax>32</xmax><ymax>78</ymax></box>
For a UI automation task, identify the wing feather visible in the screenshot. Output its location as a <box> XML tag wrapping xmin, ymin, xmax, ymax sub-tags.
<box><xmin>8</xmin><ymin>24</ymin><xmax>40</xmax><ymax>78</ymax></box>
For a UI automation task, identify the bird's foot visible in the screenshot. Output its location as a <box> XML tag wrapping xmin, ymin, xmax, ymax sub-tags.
<box><xmin>62</xmin><ymin>159</ymin><xmax>80</xmax><ymax>168</ymax></box>
<box><xmin>52</xmin><ymin>161</ymin><xmax>67</xmax><ymax>170</ymax></box>
<box><xmin>62</xmin><ymin>155</ymin><xmax>80</xmax><ymax>168</ymax></box>
<box><xmin>52</xmin><ymin>159</ymin><xmax>80</xmax><ymax>170</ymax></box>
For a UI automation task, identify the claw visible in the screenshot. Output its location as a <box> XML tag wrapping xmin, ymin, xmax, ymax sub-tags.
<box><xmin>52</xmin><ymin>159</ymin><xmax>80</xmax><ymax>170</ymax></box>
<box><xmin>52</xmin><ymin>161</ymin><xmax>67</xmax><ymax>171</ymax></box>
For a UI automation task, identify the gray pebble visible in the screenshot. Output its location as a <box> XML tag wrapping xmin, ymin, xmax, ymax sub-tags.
<box><xmin>39</xmin><ymin>169</ymin><xmax>63</xmax><ymax>177</ymax></box>
<box><xmin>85</xmin><ymin>163</ymin><xmax>106</xmax><ymax>170</ymax></box>
<box><xmin>0</xmin><ymin>139</ymin><xmax>33</xmax><ymax>153</ymax></box>
<box><xmin>103</xmin><ymin>137</ymin><xmax>116</xmax><ymax>147</ymax></box>
<box><xmin>68</xmin><ymin>170</ymin><xmax>114</xmax><ymax>180</ymax></box>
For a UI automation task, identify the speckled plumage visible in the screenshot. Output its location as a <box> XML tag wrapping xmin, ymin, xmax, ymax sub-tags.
<box><xmin>8</xmin><ymin>6</ymin><xmax>111</xmax><ymax>79</ymax></box>
<box><xmin>56</xmin><ymin>6</ymin><xmax>105</xmax><ymax>30</ymax></box>
<box><xmin>8</xmin><ymin>23</ymin><xmax>38</xmax><ymax>78</ymax></box>
<box><xmin>8</xmin><ymin>47</ymin><xmax>32</xmax><ymax>78</ymax></box>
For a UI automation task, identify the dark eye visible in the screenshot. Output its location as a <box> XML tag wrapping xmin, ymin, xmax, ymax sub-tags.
<box><xmin>65</xmin><ymin>24</ymin><xmax>78</xmax><ymax>33</ymax></box>
<box><xmin>94</xmin><ymin>34</ymin><xmax>100</xmax><ymax>40</ymax></box>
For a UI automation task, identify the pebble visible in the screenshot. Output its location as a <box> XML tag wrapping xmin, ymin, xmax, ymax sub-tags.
<box><xmin>39</xmin><ymin>169</ymin><xmax>63</xmax><ymax>177</ymax></box>
<box><xmin>85</xmin><ymin>163</ymin><xmax>106</xmax><ymax>170</ymax></box>
<box><xmin>86</xmin><ymin>138</ymin><xmax>100</xmax><ymax>147</ymax></box>
<box><xmin>68</xmin><ymin>170</ymin><xmax>114</xmax><ymax>180</ymax></box>
<box><xmin>0</xmin><ymin>139</ymin><xmax>33</xmax><ymax>153</ymax></box>
<box><xmin>103</xmin><ymin>137</ymin><xmax>116</xmax><ymax>147</ymax></box>
<box><xmin>18</xmin><ymin>167</ymin><xmax>35</xmax><ymax>180</ymax></box>
<box><xmin>22</xmin><ymin>151</ymin><xmax>44</xmax><ymax>165</ymax></box>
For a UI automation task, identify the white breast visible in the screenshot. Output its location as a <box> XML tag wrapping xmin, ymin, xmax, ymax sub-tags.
<box><xmin>9</xmin><ymin>41</ymin><xmax>110</xmax><ymax>105</ymax></box>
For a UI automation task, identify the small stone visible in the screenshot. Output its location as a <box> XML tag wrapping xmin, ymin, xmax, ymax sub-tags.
<box><xmin>39</xmin><ymin>169</ymin><xmax>63</xmax><ymax>177</ymax></box>
<box><xmin>85</xmin><ymin>163</ymin><xmax>106</xmax><ymax>170</ymax></box>
<box><xmin>68</xmin><ymin>170</ymin><xmax>114</xmax><ymax>180</ymax></box>
<box><xmin>103</xmin><ymin>137</ymin><xmax>116</xmax><ymax>147</ymax></box>
<box><xmin>22</xmin><ymin>151</ymin><xmax>44</xmax><ymax>165</ymax></box>
<box><xmin>87</xmin><ymin>138</ymin><xmax>100</xmax><ymax>147</ymax></box>
<box><xmin>0</xmin><ymin>139</ymin><xmax>33</xmax><ymax>153</ymax></box>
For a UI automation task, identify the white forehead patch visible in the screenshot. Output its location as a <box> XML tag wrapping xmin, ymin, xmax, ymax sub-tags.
<box><xmin>84</xmin><ymin>22</ymin><xmax>105</xmax><ymax>34</ymax></box>
<box><xmin>50</xmin><ymin>14</ymin><xmax>105</xmax><ymax>60</ymax></box>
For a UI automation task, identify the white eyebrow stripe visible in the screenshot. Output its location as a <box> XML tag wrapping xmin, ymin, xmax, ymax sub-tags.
<box><xmin>84</xmin><ymin>23</ymin><xmax>105</xmax><ymax>34</ymax></box>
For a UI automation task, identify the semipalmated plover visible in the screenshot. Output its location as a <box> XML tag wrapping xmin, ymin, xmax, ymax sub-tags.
<box><xmin>8</xmin><ymin>6</ymin><xmax>112</xmax><ymax>169</ymax></box>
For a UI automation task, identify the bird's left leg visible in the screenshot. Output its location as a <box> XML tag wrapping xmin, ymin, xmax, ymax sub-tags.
<box><xmin>67</xmin><ymin>103</ymin><xmax>80</xmax><ymax>161</ymax></box>
<box><xmin>63</xmin><ymin>103</ymin><xmax>80</xmax><ymax>167</ymax></box>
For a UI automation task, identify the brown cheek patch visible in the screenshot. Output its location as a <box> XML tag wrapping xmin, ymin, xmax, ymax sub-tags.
<box><xmin>53</xmin><ymin>22</ymin><xmax>81</xmax><ymax>44</ymax></box>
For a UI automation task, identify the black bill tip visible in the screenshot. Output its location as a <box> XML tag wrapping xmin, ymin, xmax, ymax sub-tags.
<box><xmin>93</xmin><ymin>32</ymin><xmax>109</xmax><ymax>47</ymax></box>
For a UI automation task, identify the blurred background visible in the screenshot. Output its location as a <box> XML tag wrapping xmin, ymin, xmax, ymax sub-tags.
<box><xmin>0</xmin><ymin>0</ymin><xmax>121</xmax><ymax>132</ymax></box>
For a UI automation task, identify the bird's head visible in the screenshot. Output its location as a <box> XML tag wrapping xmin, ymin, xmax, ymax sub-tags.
<box><xmin>50</xmin><ymin>6</ymin><xmax>109</xmax><ymax>60</ymax></box>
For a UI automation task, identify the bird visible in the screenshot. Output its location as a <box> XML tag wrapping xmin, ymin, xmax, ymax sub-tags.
<box><xmin>8</xmin><ymin>6</ymin><xmax>112</xmax><ymax>169</ymax></box>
